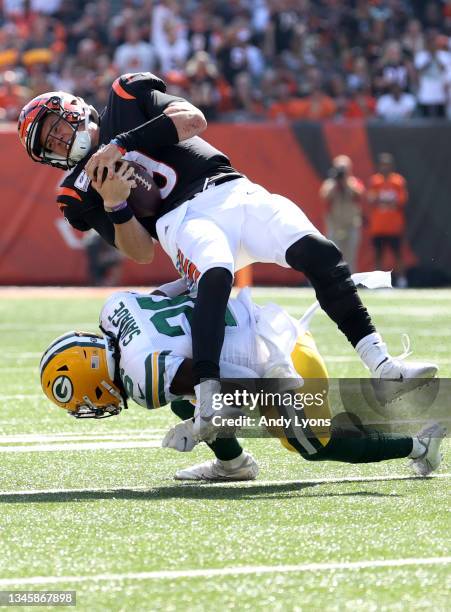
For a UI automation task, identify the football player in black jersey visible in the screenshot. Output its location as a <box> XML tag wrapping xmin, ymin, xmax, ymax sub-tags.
<box><xmin>18</xmin><ymin>71</ymin><xmax>437</xmax><ymax>445</ymax></box>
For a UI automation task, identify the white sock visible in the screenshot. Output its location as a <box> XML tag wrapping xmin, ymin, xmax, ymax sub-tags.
<box><xmin>355</xmin><ymin>333</ymin><xmax>391</xmax><ymax>374</ymax></box>
<box><xmin>409</xmin><ymin>437</ymin><xmax>426</xmax><ymax>459</ymax></box>
<box><xmin>219</xmin><ymin>451</ymin><xmax>245</xmax><ymax>471</ymax></box>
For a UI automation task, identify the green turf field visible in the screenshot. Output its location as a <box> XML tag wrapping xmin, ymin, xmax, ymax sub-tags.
<box><xmin>0</xmin><ymin>288</ymin><xmax>450</xmax><ymax>611</ymax></box>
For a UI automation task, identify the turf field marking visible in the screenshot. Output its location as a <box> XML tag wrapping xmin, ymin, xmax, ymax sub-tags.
<box><xmin>0</xmin><ymin>440</ymin><xmax>161</xmax><ymax>453</ymax></box>
<box><xmin>0</xmin><ymin>431</ymin><xmax>166</xmax><ymax>443</ymax></box>
<box><xmin>1</xmin><ymin>472</ymin><xmax>448</xmax><ymax>496</ymax></box>
<box><xmin>0</xmin><ymin>556</ymin><xmax>450</xmax><ymax>587</ymax></box>
<box><xmin>1</xmin><ymin>394</ymin><xmax>43</xmax><ymax>400</ymax></box>
<box><xmin>284</xmin><ymin>305</ymin><xmax>451</xmax><ymax>318</ymax></box>
<box><xmin>0</xmin><ymin>323</ymin><xmax>94</xmax><ymax>331</ymax></box>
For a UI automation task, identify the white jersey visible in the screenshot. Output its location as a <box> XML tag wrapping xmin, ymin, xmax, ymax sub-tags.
<box><xmin>100</xmin><ymin>289</ymin><xmax>300</xmax><ymax>410</ymax></box>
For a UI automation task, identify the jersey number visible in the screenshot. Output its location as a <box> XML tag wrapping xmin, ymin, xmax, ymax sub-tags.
<box><xmin>137</xmin><ymin>295</ymin><xmax>237</xmax><ymax>337</ymax></box>
<box><xmin>124</xmin><ymin>151</ymin><xmax>177</xmax><ymax>199</ymax></box>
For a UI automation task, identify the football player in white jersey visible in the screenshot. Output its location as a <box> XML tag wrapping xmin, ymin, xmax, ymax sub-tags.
<box><xmin>40</xmin><ymin>286</ymin><xmax>445</xmax><ymax>482</ymax></box>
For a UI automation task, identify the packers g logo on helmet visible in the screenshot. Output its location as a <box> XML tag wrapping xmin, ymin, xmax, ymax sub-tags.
<box><xmin>52</xmin><ymin>375</ymin><xmax>73</xmax><ymax>403</ymax></box>
<box><xmin>40</xmin><ymin>331</ymin><xmax>123</xmax><ymax>418</ymax></box>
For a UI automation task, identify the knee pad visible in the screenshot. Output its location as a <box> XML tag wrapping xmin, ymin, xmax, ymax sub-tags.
<box><xmin>286</xmin><ymin>235</ymin><xmax>374</xmax><ymax>347</ymax></box>
<box><xmin>199</xmin><ymin>267</ymin><xmax>233</xmax><ymax>292</ymax></box>
<box><xmin>286</xmin><ymin>234</ymin><xmax>353</xmax><ymax>293</ymax></box>
<box><xmin>286</xmin><ymin>235</ymin><xmax>344</xmax><ymax>278</ymax></box>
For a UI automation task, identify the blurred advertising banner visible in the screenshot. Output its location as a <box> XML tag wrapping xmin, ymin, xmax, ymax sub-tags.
<box><xmin>0</xmin><ymin>120</ymin><xmax>450</xmax><ymax>286</ymax></box>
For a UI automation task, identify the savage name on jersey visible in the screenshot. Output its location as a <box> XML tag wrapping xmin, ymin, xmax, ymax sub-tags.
<box><xmin>57</xmin><ymin>72</ymin><xmax>241</xmax><ymax>242</ymax></box>
<box><xmin>99</xmin><ymin>290</ymin><xmax>300</xmax><ymax>410</ymax></box>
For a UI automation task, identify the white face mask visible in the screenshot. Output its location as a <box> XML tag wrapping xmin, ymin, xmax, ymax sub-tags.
<box><xmin>69</xmin><ymin>114</ymin><xmax>92</xmax><ymax>163</ymax></box>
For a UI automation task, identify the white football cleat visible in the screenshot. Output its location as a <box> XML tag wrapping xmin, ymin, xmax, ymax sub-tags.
<box><xmin>372</xmin><ymin>358</ymin><xmax>438</xmax><ymax>405</ymax></box>
<box><xmin>174</xmin><ymin>451</ymin><xmax>259</xmax><ymax>482</ymax></box>
<box><xmin>162</xmin><ymin>419</ymin><xmax>198</xmax><ymax>452</ymax></box>
<box><xmin>376</xmin><ymin>358</ymin><xmax>438</xmax><ymax>380</ymax></box>
<box><xmin>410</xmin><ymin>422</ymin><xmax>446</xmax><ymax>477</ymax></box>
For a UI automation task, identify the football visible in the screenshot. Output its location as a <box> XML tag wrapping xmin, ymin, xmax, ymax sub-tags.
<box><xmin>122</xmin><ymin>160</ymin><xmax>162</xmax><ymax>218</ymax></box>
<box><xmin>96</xmin><ymin>160</ymin><xmax>162</xmax><ymax>218</ymax></box>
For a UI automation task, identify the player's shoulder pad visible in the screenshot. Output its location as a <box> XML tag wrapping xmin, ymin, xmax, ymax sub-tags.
<box><xmin>112</xmin><ymin>72</ymin><xmax>167</xmax><ymax>101</ymax></box>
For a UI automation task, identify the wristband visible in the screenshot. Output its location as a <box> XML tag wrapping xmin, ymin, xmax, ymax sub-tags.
<box><xmin>105</xmin><ymin>203</ymin><xmax>134</xmax><ymax>225</ymax></box>
<box><xmin>110</xmin><ymin>138</ymin><xmax>127</xmax><ymax>155</ymax></box>
<box><xmin>104</xmin><ymin>200</ymin><xmax>128</xmax><ymax>212</ymax></box>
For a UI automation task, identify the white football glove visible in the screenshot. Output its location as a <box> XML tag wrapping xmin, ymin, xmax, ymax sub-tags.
<box><xmin>162</xmin><ymin>418</ymin><xmax>198</xmax><ymax>452</ymax></box>
<box><xmin>192</xmin><ymin>379</ymin><xmax>243</xmax><ymax>443</ymax></box>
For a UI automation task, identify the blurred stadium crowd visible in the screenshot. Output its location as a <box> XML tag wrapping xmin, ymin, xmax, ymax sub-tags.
<box><xmin>2</xmin><ymin>0</ymin><xmax>451</xmax><ymax>122</ymax></box>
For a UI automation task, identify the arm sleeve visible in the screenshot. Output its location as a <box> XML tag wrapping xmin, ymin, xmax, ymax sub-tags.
<box><xmin>111</xmin><ymin>74</ymin><xmax>184</xmax><ymax>152</ymax></box>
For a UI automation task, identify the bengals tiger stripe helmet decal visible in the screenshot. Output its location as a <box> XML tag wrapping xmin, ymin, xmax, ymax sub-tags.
<box><xmin>18</xmin><ymin>92</ymin><xmax>96</xmax><ymax>170</ymax></box>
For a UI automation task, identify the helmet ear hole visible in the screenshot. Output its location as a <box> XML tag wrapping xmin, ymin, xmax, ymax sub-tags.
<box><xmin>57</xmin><ymin>365</ymin><xmax>68</xmax><ymax>371</ymax></box>
<box><xmin>95</xmin><ymin>387</ymin><xmax>103</xmax><ymax>400</ymax></box>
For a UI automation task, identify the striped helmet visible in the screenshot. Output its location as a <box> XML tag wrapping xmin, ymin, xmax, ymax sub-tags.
<box><xmin>40</xmin><ymin>332</ymin><xmax>123</xmax><ymax>418</ymax></box>
<box><xmin>18</xmin><ymin>92</ymin><xmax>95</xmax><ymax>170</ymax></box>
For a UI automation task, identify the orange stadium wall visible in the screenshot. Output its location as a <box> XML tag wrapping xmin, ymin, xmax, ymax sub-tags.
<box><xmin>0</xmin><ymin>121</ymin><xmax>450</xmax><ymax>286</ymax></box>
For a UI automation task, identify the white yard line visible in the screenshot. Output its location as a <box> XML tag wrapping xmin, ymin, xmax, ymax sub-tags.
<box><xmin>0</xmin><ymin>556</ymin><xmax>450</xmax><ymax>587</ymax></box>
<box><xmin>0</xmin><ymin>440</ymin><xmax>161</xmax><ymax>453</ymax></box>
<box><xmin>0</xmin><ymin>393</ymin><xmax>43</xmax><ymax>401</ymax></box>
<box><xmin>0</xmin><ymin>323</ymin><xmax>94</xmax><ymax>331</ymax></box>
<box><xmin>0</xmin><ymin>431</ymin><xmax>166</xmax><ymax>443</ymax></box>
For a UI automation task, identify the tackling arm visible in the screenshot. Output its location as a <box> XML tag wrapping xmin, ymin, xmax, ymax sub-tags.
<box><xmin>86</xmin><ymin>98</ymin><xmax>206</xmax><ymax>181</ymax></box>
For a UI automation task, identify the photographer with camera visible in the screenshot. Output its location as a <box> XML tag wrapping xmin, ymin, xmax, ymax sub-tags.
<box><xmin>320</xmin><ymin>155</ymin><xmax>365</xmax><ymax>272</ymax></box>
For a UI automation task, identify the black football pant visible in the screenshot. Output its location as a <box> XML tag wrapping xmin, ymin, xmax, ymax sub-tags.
<box><xmin>171</xmin><ymin>400</ymin><xmax>413</xmax><ymax>464</ymax></box>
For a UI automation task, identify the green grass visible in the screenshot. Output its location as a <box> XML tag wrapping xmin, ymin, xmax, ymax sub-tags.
<box><xmin>0</xmin><ymin>288</ymin><xmax>450</xmax><ymax>611</ymax></box>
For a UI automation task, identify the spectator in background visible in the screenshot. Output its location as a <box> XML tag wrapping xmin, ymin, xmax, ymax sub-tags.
<box><xmin>155</xmin><ymin>17</ymin><xmax>189</xmax><ymax>76</ymax></box>
<box><xmin>376</xmin><ymin>83</ymin><xmax>417</xmax><ymax>120</ymax></box>
<box><xmin>402</xmin><ymin>19</ymin><xmax>425</xmax><ymax>55</ymax></box>
<box><xmin>185</xmin><ymin>50</ymin><xmax>220</xmax><ymax>119</ymax></box>
<box><xmin>373</xmin><ymin>40</ymin><xmax>414</xmax><ymax>97</ymax></box>
<box><xmin>344</xmin><ymin>85</ymin><xmax>377</xmax><ymax>119</ymax></box>
<box><xmin>414</xmin><ymin>30</ymin><xmax>451</xmax><ymax>117</ymax></box>
<box><xmin>0</xmin><ymin>69</ymin><xmax>30</xmax><ymax>120</ymax></box>
<box><xmin>2</xmin><ymin>1</ymin><xmax>451</xmax><ymax>123</ymax></box>
<box><xmin>367</xmin><ymin>153</ymin><xmax>408</xmax><ymax>287</ymax></box>
<box><xmin>299</xmin><ymin>84</ymin><xmax>336</xmax><ymax>120</ymax></box>
<box><xmin>231</xmin><ymin>71</ymin><xmax>265</xmax><ymax>120</ymax></box>
<box><xmin>320</xmin><ymin>155</ymin><xmax>365</xmax><ymax>273</ymax></box>
<box><xmin>114</xmin><ymin>25</ymin><xmax>156</xmax><ymax>74</ymax></box>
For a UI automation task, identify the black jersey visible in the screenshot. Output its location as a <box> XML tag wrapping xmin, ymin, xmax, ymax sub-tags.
<box><xmin>57</xmin><ymin>72</ymin><xmax>239</xmax><ymax>243</ymax></box>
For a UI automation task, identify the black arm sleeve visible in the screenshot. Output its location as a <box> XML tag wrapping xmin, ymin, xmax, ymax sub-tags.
<box><xmin>114</xmin><ymin>111</ymin><xmax>179</xmax><ymax>153</ymax></box>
